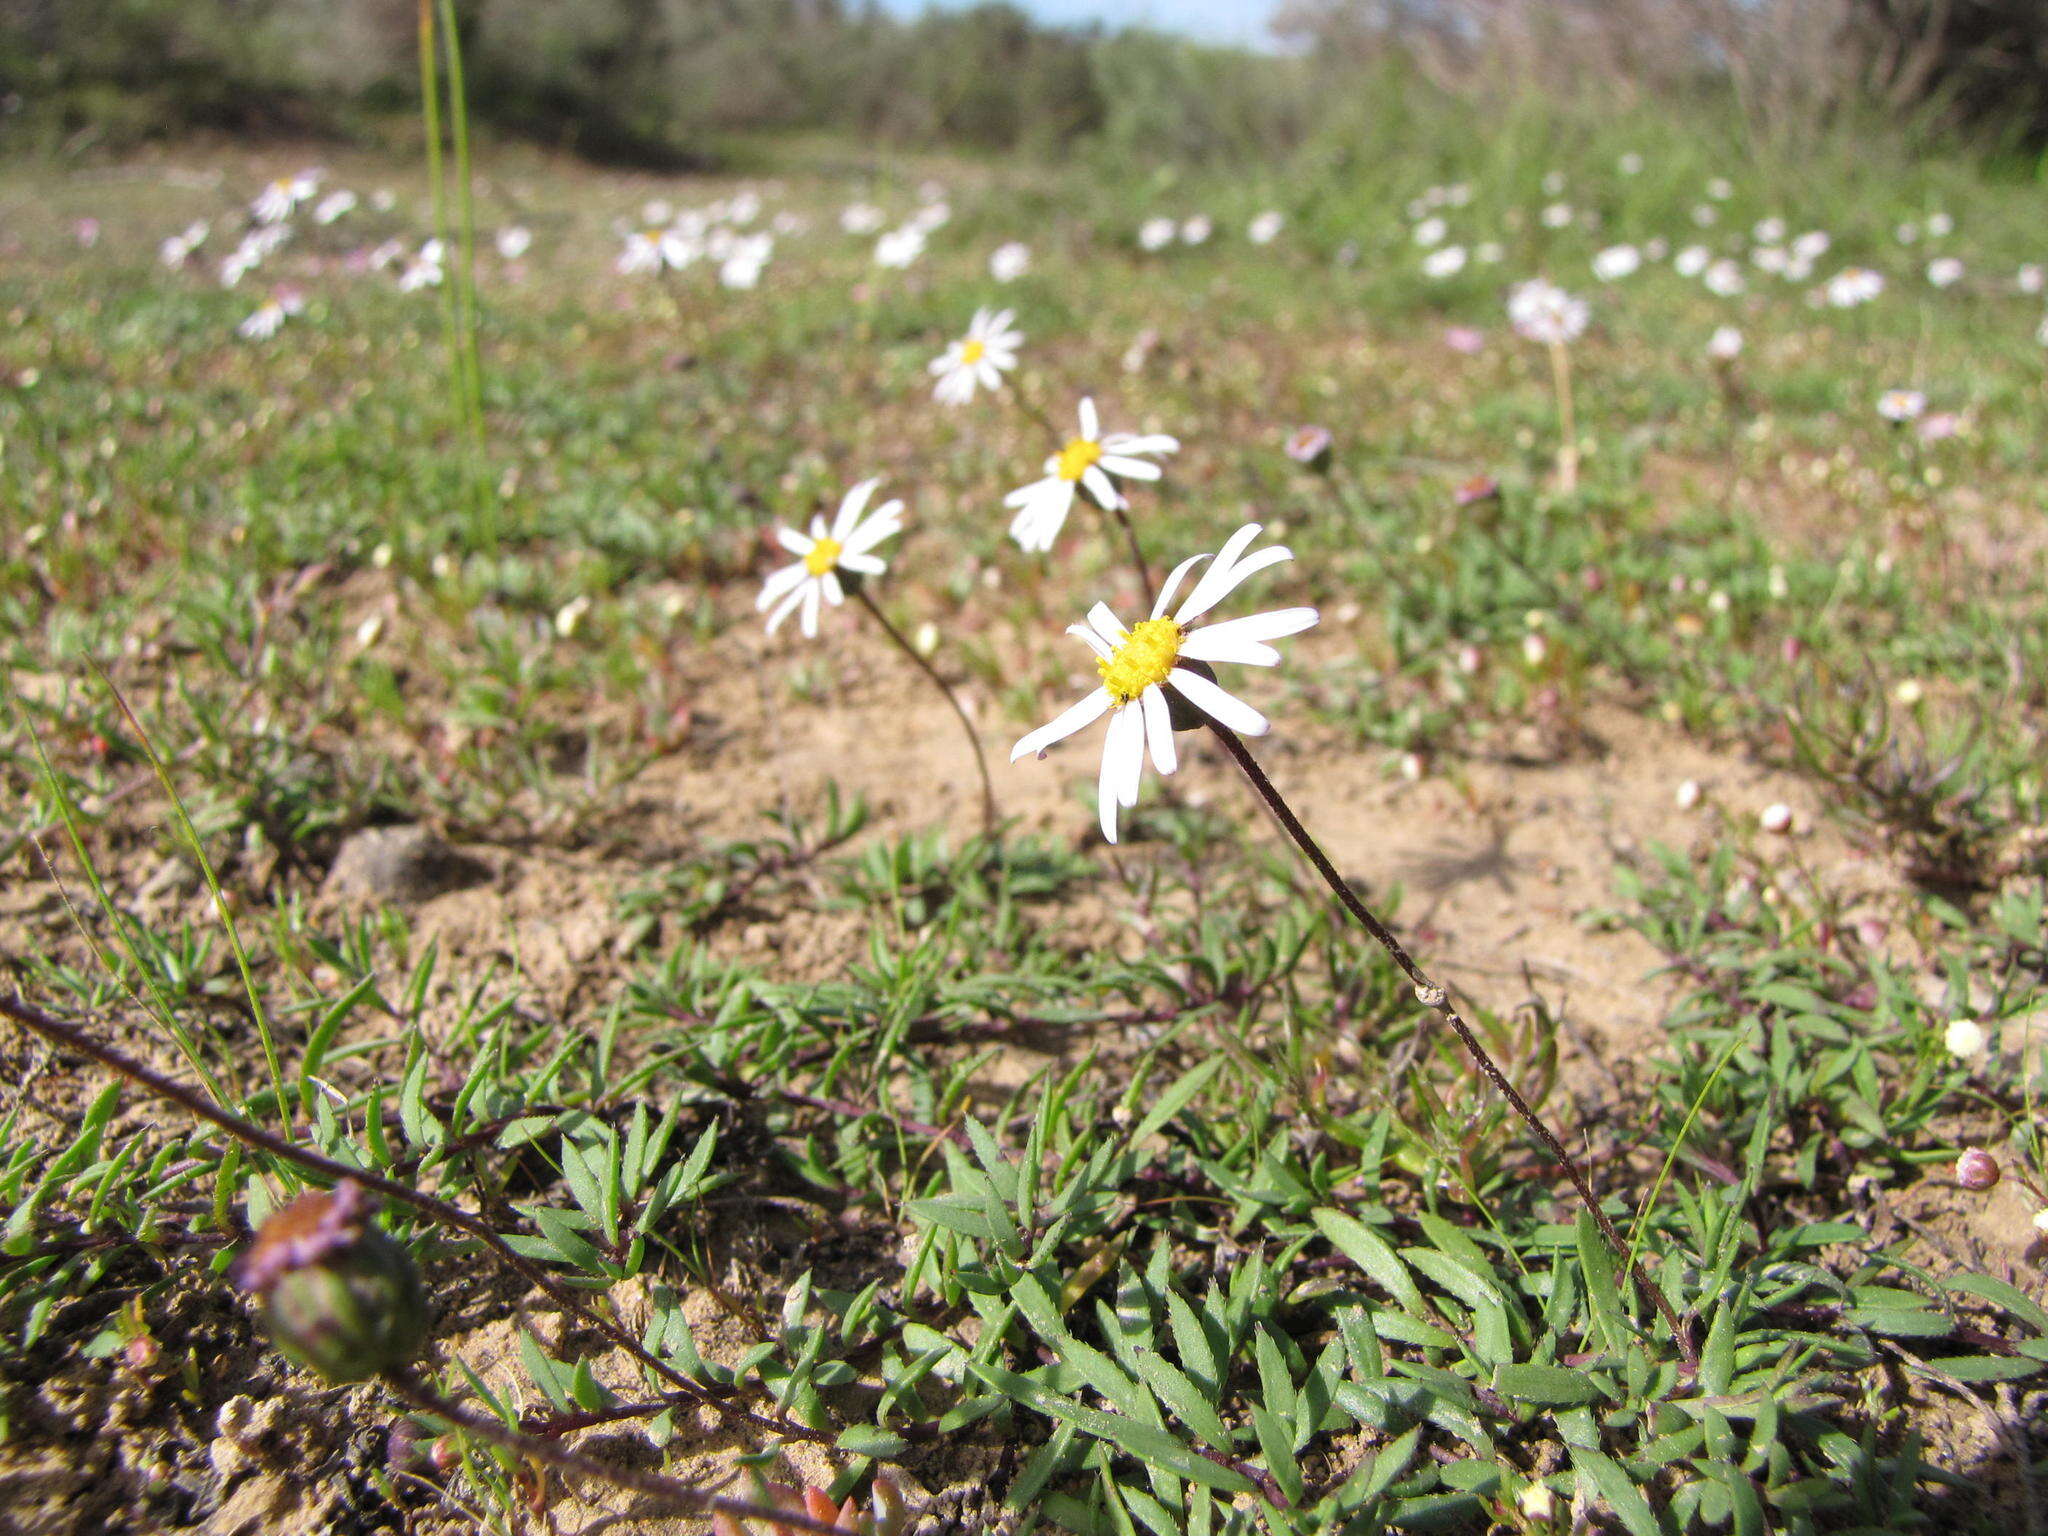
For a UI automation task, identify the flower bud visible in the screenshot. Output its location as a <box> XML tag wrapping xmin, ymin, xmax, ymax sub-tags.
<box><xmin>236</xmin><ymin>1181</ymin><xmax>426</xmax><ymax>1382</ymax></box>
<box><xmin>1284</xmin><ymin>425</ymin><xmax>1333</xmax><ymax>472</ymax></box>
<box><xmin>1956</xmin><ymin>1149</ymin><xmax>2001</xmax><ymax>1191</ymax></box>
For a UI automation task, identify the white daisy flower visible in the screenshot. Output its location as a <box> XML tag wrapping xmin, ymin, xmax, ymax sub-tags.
<box><xmin>755</xmin><ymin>479</ymin><xmax>906</xmax><ymax>640</ymax></box>
<box><xmin>989</xmin><ymin>241</ymin><xmax>1031</xmax><ymax>282</ymax></box>
<box><xmin>496</xmin><ymin>225</ymin><xmax>533</xmax><ymax>260</ymax></box>
<box><xmin>1591</xmin><ymin>244</ymin><xmax>1641</xmax><ymax>282</ymax></box>
<box><xmin>1247</xmin><ymin>210</ymin><xmax>1284</xmax><ymax>245</ymax></box>
<box><xmin>1878</xmin><ymin>388</ymin><xmax>1926</xmax><ymax>423</ymax></box>
<box><xmin>840</xmin><ymin>202</ymin><xmax>884</xmax><ymax>235</ymax></box>
<box><xmin>1707</xmin><ymin>325</ymin><xmax>1744</xmax><ymax>360</ymax></box>
<box><xmin>1508</xmin><ymin>279</ymin><xmax>1589</xmax><ymax>345</ymax></box>
<box><xmin>1422</xmin><ymin>245</ymin><xmax>1467</xmax><ymax>279</ymax></box>
<box><xmin>252</xmin><ymin>171</ymin><xmax>320</xmax><ymax>225</ymax></box>
<box><xmin>1927</xmin><ymin>256</ymin><xmax>1964</xmax><ymax>289</ymax></box>
<box><xmin>1704</xmin><ymin>258</ymin><xmax>1746</xmax><ymax>297</ymax></box>
<box><xmin>1826</xmin><ymin>267</ymin><xmax>1884</xmax><ymax>308</ymax></box>
<box><xmin>1003</xmin><ymin>397</ymin><xmax>1179</xmax><ymax>554</ymax></box>
<box><xmin>929</xmin><ymin>307</ymin><xmax>1022</xmax><ymax>406</ymax></box>
<box><xmin>312</xmin><ymin>189</ymin><xmax>357</xmax><ymax>225</ymax></box>
<box><xmin>1619</xmin><ymin>151</ymin><xmax>1644</xmax><ymax>176</ymax></box>
<box><xmin>1138</xmin><ymin>217</ymin><xmax>1176</xmax><ymax>252</ymax></box>
<box><xmin>874</xmin><ymin>225</ymin><xmax>926</xmax><ymax>269</ymax></box>
<box><xmin>617</xmin><ymin>226</ymin><xmax>694</xmax><ymax>275</ymax></box>
<box><xmin>1010</xmin><ymin>523</ymin><xmax>1318</xmax><ymax>842</ymax></box>
<box><xmin>719</xmin><ymin>233</ymin><xmax>773</xmax><ymax>289</ymax></box>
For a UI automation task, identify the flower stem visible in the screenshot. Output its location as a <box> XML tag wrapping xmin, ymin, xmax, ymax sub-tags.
<box><xmin>1099</xmin><ymin>501</ymin><xmax>1154</xmax><ymax>593</ymax></box>
<box><xmin>0</xmin><ymin>990</ymin><xmax>828</xmax><ymax>1441</ymax></box>
<box><xmin>382</xmin><ymin>1369</ymin><xmax>859</xmax><ymax>1534</ymax></box>
<box><xmin>1548</xmin><ymin>340</ymin><xmax>1580</xmax><ymax>493</ymax></box>
<box><xmin>1202</xmin><ymin>724</ymin><xmax>1696</xmax><ymax>1367</ymax></box>
<box><xmin>853</xmin><ymin>587</ymin><xmax>998</xmax><ymax>834</ymax></box>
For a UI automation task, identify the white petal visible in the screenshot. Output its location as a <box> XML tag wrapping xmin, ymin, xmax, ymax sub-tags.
<box><xmin>755</xmin><ymin>560</ymin><xmax>808</xmax><ymax>610</ymax></box>
<box><xmin>1103</xmin><ymin>432</ymin><xmax>1179</xmax><ymax>456</ymax></box>
<box><xmin>842</xmin><ymin>504</ymin><xmax>904</xmax><ymax>555</ymax></box>
<box><xmin>1099</xmin><ymin>455</ymin><xmax>1162</xmax><ymax>480</ymax></box>
<box><xmin>1012</xmin><ymin>688</ymin><xmax>1112</xmax><ymax>761</ymax></box>
<box><xmin>764</xmin><ymin>580</ymin><xmax>809</xmax><ymax>635</ymax></box>
<box><xmin>1140</xmin><ymin>685</ymin><xmax>1177</xmax><ymax>775</ymax></box>
<box><xmin>1081</xmin><ymin>465</ymin><xmax>1124</xmax><ymax>510</ymax></box>
<box><xmin>1176</xmin><ymin>527</ymin><xmax>1293</xmax><ymax>623</ymax></box>
<box><xmin>840</xmin><ymin>552</ymin><xmax>886</xmax><ymax>576</ymax></box>
<box><xmin>1151</xmin><ymin>553</ymin><xmax>1211</xmax><ymax>619</ymax></box>
<box><xmin>800</xmin><ymin>584</ymin><xmax>823</xmax><ymax>638</ymax></box>
<box><xmin>1077</xmin><ymin>396</ymin><xmax>1099</xmax><ymax>440</ymax></box>
<box><xmin>1086</xmin><ymin>602</ymin><xmax>1128</xmax><ymax>648</ymax></box>
<box><xmin>834</xmin><ymin>479</ymin><xmax>879</xmax><ymax>540</ymax></box>
<box><xmin>775</xmin><ymin>526</ymin><xmax>813</xmax><ymax>556</ymax></box>
<box><xmin>1167</xmin><ymin>667</ymin><xmax>1269</xmax><ymax>736</ymax></box>
<box><xmin>1098</xmin><ymin>705</ymin><xmax>1143</xmax><ymax>842</ymax></box>
<box><xmin>821</xmin><ymin>570</ymin><xmax>844</xmax><ymax>605</ymax></box>
<box><xmin>1065</xmin><ymin>623</ymin><xmax>1113</xmax><ymax>659</ymax></box>
<box><xmin>1178</xmin><ymin>606</ymin><xmax>1319</xmax><ymax>665</ymax></box>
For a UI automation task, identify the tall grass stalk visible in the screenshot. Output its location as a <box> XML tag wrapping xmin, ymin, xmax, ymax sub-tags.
<box><xmin>417</xmin><ymin>0</ymin><xmax>492</xmax><ymax>547</ymax></box>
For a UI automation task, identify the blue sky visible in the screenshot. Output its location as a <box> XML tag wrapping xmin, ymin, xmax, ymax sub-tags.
<box><xmin>877</xmin><ymin>0</ymin><xmax>1282</xmax><ymax>49</ymax></box>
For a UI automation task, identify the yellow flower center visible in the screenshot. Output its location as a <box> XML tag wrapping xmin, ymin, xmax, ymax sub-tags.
<box><xmin>959</xmin><ymin>339</ymin><xmax>986</xmax><ymax>365</ymax></box>
<box><xmin>1056</xmin><ymin>437</ymin><xmax>1103</xmax><ymax>482</ymax></box>
<box><xmin>804</xmin><ymin>537</ymin><xmax>843</xmax><ymax>577</ymax></box>
<box><xmin>1097</xmin><ymin>618</ymin><xmax>1182</xmax><ymax>705</ymax></box>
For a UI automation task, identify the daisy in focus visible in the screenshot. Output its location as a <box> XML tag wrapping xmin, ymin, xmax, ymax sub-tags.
<box><xmin>1011</xmin><ymin>523</ymin><xmax>1317</xmax><ymax>842</ymax></box>
<box><xmin>1004</xmin><ymin>397</ymin><xmax>1178</xmax><ymax>554</ymax></box>
<box><xmin>929</xmin><ymin>307</ymin><xmax>1022</xmax><ymax>406</ymax></box>
<box><xmin>756</xmin><ymin>479</ymin><xmax>906</xmax><ymax>639</ymax></box>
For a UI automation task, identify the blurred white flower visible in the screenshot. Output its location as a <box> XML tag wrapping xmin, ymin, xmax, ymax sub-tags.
<box><xmin>1927</xmin><ymin>256</ymin><xmax>1964</xmax><ymax>289</ymax></box>
<box><xmin>1247</xmin><ymin>210</ymin><xmax>1284</xmax><ymax>246</ymax></box>
<box><xmin>617</xmin><ymin>226</ymin><xmax>694</xmax><ymax>275</ymax></box>
<box><xmin>840</xmin><ymin>202</ymin><xmax>884</xmax><ymax>235</ymax></box>
<box><xmin>236</xmin><ymin>288</ymin><xmax>303</xmax><ymax>341</ymax></box>
<box><xmin>1878</xmin><ymin>388</ymin><xmax>1926</xmax><ymax>423</ymax></box>
<box><xmin>913</xmin><ymin>200</ymin><xmax>952</xmax><ymax>233</ymax></box>
<box><xmin>1138</xmin><ymin>217</ymin><xmax>1176</xmax><ymax>252</ymax></box>
<box><xmin>554</xmin><ymin>595</ymin><xmax>592</xmax><ymax>638</ymax></box>
<box><xmin>1180</xmin><ymin>215</ymin><xmax>1212</xmax><ymax>246</ymax></box>
<box><xmin>1542</xmin><ymin>171</ymin><xmax>1567</xmax><ymax>195</ymax></box>
<box><xmin>1944</xmin><ymin>1018</ymin><xmax>1987</xmax><ymax>1059</ymax></box>
<box><xmin>1422</xmin><ymin>245</ymin><xmax>1467</xmax><ymax>279</ymax></box>
<box><xmin>1475</xmin><ymin>241</ymin><xmax>1503</xmax><ymax>264</ymax></box>
<box><xmin>1692</xmin><ymin>204</ymin><xmax>1719</xmax><ymax>227</ymax></box>
<box><xmin>1592</xmin><ymin>244</ymin><xmax>1641</xmax><ymax>282</ymax></box>
<box><xmin>312</xmin><ymin>189</ymin><xmax>357</xmax><ymax>225</ymax></box>
<box><xmin>1674</xmin><ymin>244</ymin><xmax>1710</xmax><ymax>277</ymax></box>
<box><xmin>1706</xmin><ymin>177</ymin><xmax>1733</xmax><ymax>200</ymax></box>
<box><xmin>2017</xmin><ymin>264</ymin><xmax>2045</xmax><ymax>296</ymax></box>
<box><xmin>929</xmin><ymin>306</ymin><xmax>1022</xmax><ymax>406</ymax></box>
<box><xmin>989</xmin><ymin>241</ymin><xmax>1030</xmax><ymax>282</ymax></box>
<box><xmin>1925</xmin><ymin>211</ymin><xmax>1954</xmax><ymax>238</ymax></box>
<box><xmin>1825</xmin><ymin>267</ymin><xmax>1884</xmax><ymax>308</ymax></box>
<box><xmin>495</xmin><ymin>225</ymin><xmax>532</xmax><ymax>260</ymax></box>
<box><xmin>1508</xmin><ymin>279</ymin><xmax>1588</xmax><ymax>345</ymax></box>
<box><xmin>1414</xmin><ymin>216</ymin><xmax>1447</xmax><ymax>248</ymax></box>
<box><xmin>1758</xmin><ymin>803</ymin><xmax>1794</xmax><ymax>834</ymax></box>
<box><xmin>252</xmin><ymin>170</ymin><xmax>320</xmax><ymax>225</ymax></box>
<box><xmin>1010</xmin><ymin>523</ymin><xmax>1316</xmax><ymax>843</ymax></box>
<box><xmin>1752</xmin><ymin>216</ymin><xmax>1786</xmax><ymax>244</ymax></box>
<box><xmin>1541</xmin><ymin>202</ymin><xmax>1574</xmax><ymax>230</ymax></box>
<box><xmin>874</xmin><ymin>225</ymin><xmax>926</xmax><ymax>269</ymax></box>
<box><xmin>1707</xmin><ymin>325</ymin><xmax>1743</xmax><ymax>360</ymax></box>
<box><xmin>1618</xmin><ymin>151</ymin><xmax>1644</xmax><ymax>176</ymax></box>
<box><xmin>719</xmin><ymin>233</ymin><xmax>772</xmax><ymax>289</ymax></box>
<box><xmin>1704</xmin><ymin>258</ymin><xmax>1745</xmax><ymax>296</ymax></box>
<box><xmin>1791</xmin><ymin>230</ymin><xmax>1830</xmax><ymax>262</ymax></box>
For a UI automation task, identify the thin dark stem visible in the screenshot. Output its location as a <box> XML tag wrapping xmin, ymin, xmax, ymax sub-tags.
<box><xmin>0</xmin><ymin>991</ymin><xmax>828</xmax><ymax>1442</ymax></box>
<box><xmin>1201</xmin><ymin>725</ymin><xmax>1697</xmax><ymax>1367</ymax></box>
<box><xmin>1100</xmin><ymin>500</ymin><xmax>1154</xmax><ymax>593</ymax></box>
<box><xmin>383</xmin><ymin>1370</ymin><xmax>860</xmax><ymax>1534</ymax></box>
<box><xmin>853</xmin><ymin>587</ymin><xmax>997</xmax><ymax>834</ymax></box>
